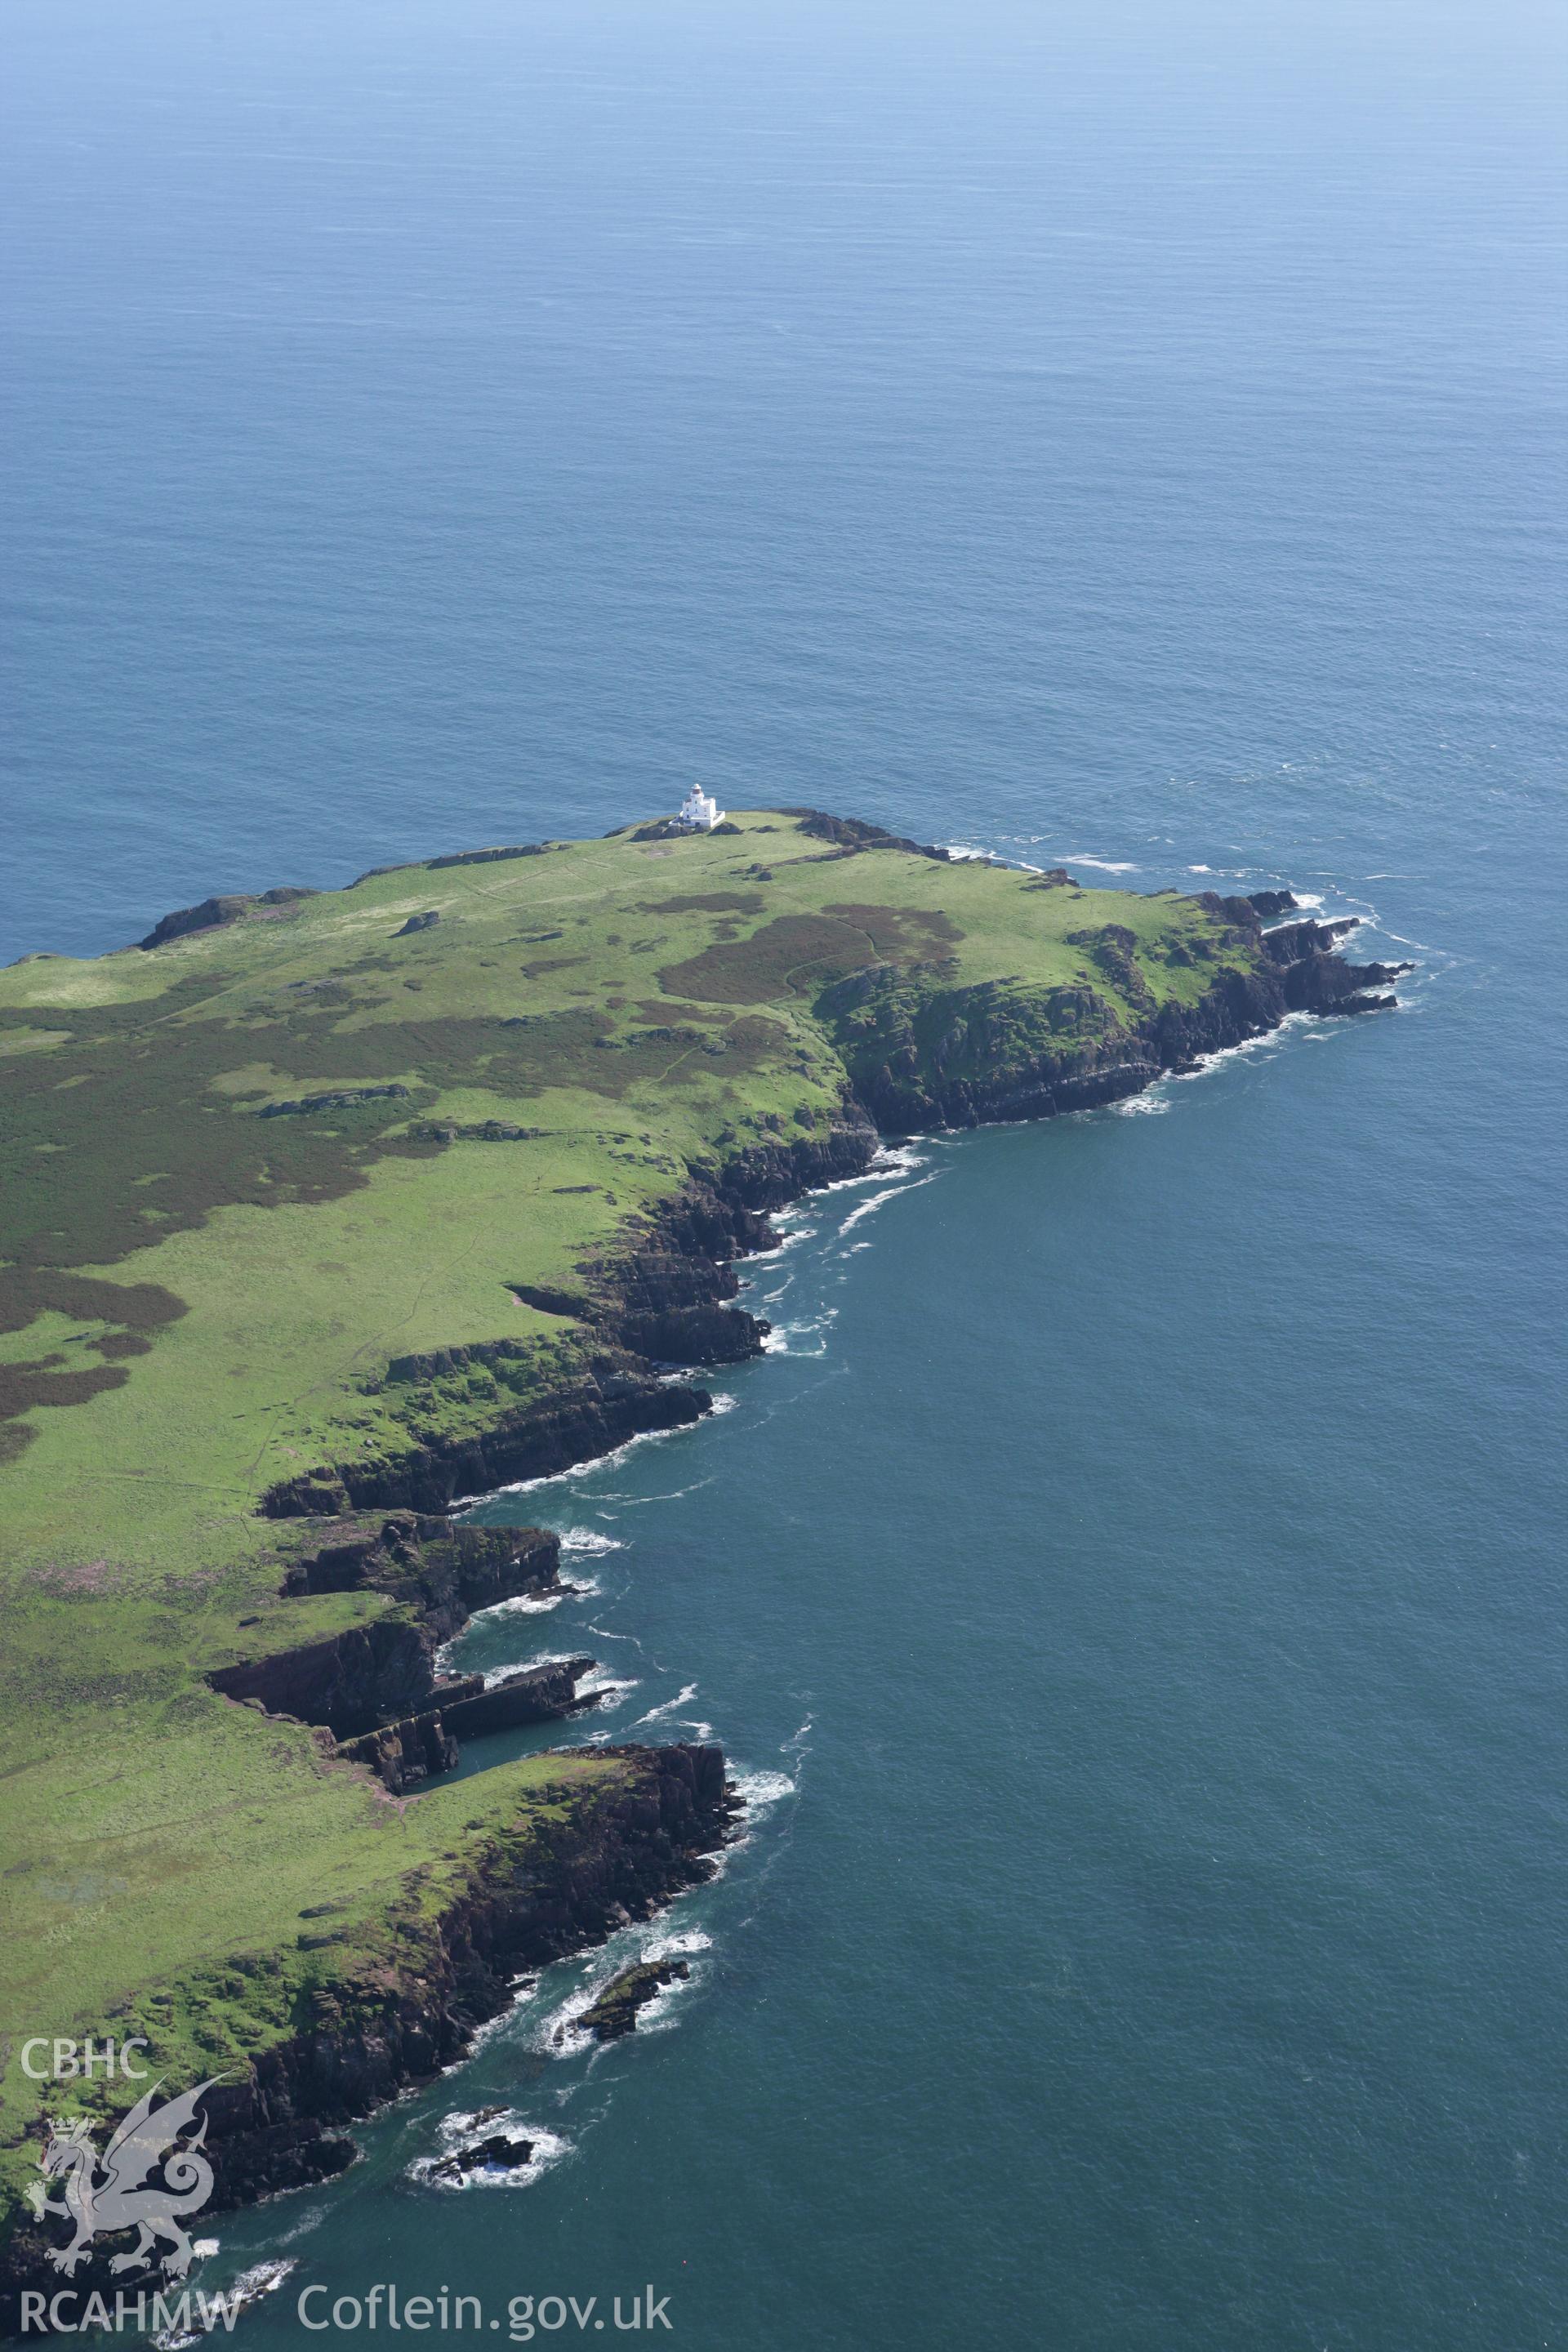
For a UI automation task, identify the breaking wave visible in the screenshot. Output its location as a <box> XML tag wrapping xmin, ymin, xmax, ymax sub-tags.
<box><xmin>634</xmin><ymin>1682</ymin><xmax>700</xmax><ymax>1725</ymax></box>
<box><xmin>1106</xmin><ymin>1010</ymin><xmax>1321</xmax><ymax>1118</ymax></box>
<box><xmin>840</xmin><ymin>1174</ymin><xmax>939</xmax><ymax>1234</ymax></box>
<box><xmin>156</xmin><ymin>2259</ymin><xmax>299</xmax><ymax>2347</ymax></box>
<box><xmin>733</xmin><ymin>1769</ymin><xmax>796</xmax><ymax>1809</ymax></box>
<box><xmin>763</xmin><ymin>1309</ymin><xmax>837</xmax><ymax>1356</ymax></box>
<box><xmin>578</xmin><ymin>1669</ymin><xmax>639</xmax><ymax>1710</ymax></box>
<box><xmin>641</xmin><ymin>1927</ymin><xmax>713</xmax><ymax>1963</ymax></box>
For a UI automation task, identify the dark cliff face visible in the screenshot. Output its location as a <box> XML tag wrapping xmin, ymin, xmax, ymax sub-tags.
<box><xmin>136</xmin><ymin>886</ymin><xmax>318</xmax><ymax>951</ymax></box>
<box><xmin>522</xmin><ymin>1120</ymin><xmax>880</xmax><ymax>1372</ymax></box>
<box><xmin>239</xmin><ymin>1740</ymin><xmax>732</xmax><ymax>2170</ymax></box>
<box><xmin>710</xmin><ymin>1116</ymin><xmax>881</xmax><ymax>1209</ymax></box>
<box><xmin>208</xmin><ymin>1517</ymin><xmax>593</xmax><ymax>1767</ymax></box>
<box><xmin>208</xmin><ymin>1514</ymin><xmax>568</xmax><ymax>1739</ymax></box>
<box><xmin>259</xmin><ymin>1122</ymin><xmax>880</xmax><ymax>1530</ymax></box>
<box><xmin>0</xmin><ymin>1746</ymin><xmax>734</xmax><ymax>2332</ymax></box>
<box><xmin>209</xmin><ymin>1615</ymin><xmax>437</xmax><ymax>1741</ymax></box>
<box><xmin>776</xmin><ymin>807</ymin><xmax>951</xmax><ymax>862</ymax></box>
<box><xmin>817</xmin><ymin>894</ymin><xmax>1402</xmax><ymax>1134</ymax></box>
<box><xmin>261</xmin><ymin>1370</ymin><xmax>710</xmax><ymax>1521</ymax></box>
<box><xmin>282</xmin><ymin>1512</ymin><xmax>563</xmax><ymax>1640</ymax></box>
<box><xmin>334</xmin><ymin>1658</ymin><xmax>600</xmax><ymax>1793</ymax></box>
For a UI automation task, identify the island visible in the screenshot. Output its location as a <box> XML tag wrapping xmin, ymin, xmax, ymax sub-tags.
<box><xmin>0</xmin><ymin>808</ymin><xmax>1404</xmax><ymax>2314</ymax></box>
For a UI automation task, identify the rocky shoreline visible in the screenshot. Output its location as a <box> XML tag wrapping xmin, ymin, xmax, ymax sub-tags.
<box><xmin>252</xmin><ymin>889</ymin><xmax>1402</xmax><ymax>1526</ymax></box>
<box><xmin>0</xmin><ymin>1744</ymin><xmax>735</xmax><ymax>2332</ymax></box>
<box><xmin>0</xmin><ymin>871</ymin><xmax>1404</xmax><ymax>2329</ymax></box>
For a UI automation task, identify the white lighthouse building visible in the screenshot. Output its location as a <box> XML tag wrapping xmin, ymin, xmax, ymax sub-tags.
<box><xmin>677</xmin><ymin>783</ymin><xmax>725</xmax><ymax>832</ymax></box>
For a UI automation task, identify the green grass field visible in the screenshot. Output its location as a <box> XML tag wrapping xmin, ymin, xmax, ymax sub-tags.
<box><xmin>0</xmin><ymin>809</ymin><xmax>1251</xmax><ymax>2198</ymax></box>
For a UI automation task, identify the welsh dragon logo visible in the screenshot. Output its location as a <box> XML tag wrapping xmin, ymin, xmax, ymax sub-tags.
<box><xmin>26</xmin><ymin>2079</ymin><xmax>220</xmax><ymax>2278</ymax></box>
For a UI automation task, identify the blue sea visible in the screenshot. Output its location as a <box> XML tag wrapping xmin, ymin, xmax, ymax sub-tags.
<box><xmin>4</xmin><ymin>2</ymin><xmax>1566</xmax><ymax>2345</ymax></box>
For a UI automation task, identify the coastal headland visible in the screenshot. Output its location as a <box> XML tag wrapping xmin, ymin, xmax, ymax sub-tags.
<box><xmin>0</xmin><ymin>809</ymin><xmax>1403</xmax><ymax>2314</ymax></box>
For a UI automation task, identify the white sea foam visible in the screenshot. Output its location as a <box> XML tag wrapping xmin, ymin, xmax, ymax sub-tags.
<box><xmin>555</xmin><ymin>1527</ymin><xmax>624</xmax><ymax>1554</ymax></box>
<box><xmin>481</xmin><ymin>1650</ymin><xmax>583</xmax><ymax>1688</ymax></box>
<box><xmin>435</xmin><ymin>1597</ymin><xmax>581</xmax><ymax>1673</ymax></box>
<box><xmin>410</xmin><ymin>2109</ymin><xmax>571</xmax><ymax>2192</ymax></box>
<box><xmin>1105</xmin><ymin>1009</ymin><xmax>1319</xmax><ymax>1120</ymax></box>
<box><xmin>537</xmin><ymin>1928</ymin><xmax>712</xmax><ymax>2053</ymax></box>
<box><xmin>641</xmin><ymin>1927</ymin><xmax>714</xmax><ymax>1962</ymax></box>
<box><xmin>763</xmin><ymin>1310</ymin><xmax>837</xmax><ymax>1356</ymax></box>
<box><xmin>801</xmin><ymin>1155</ymin><xmax>918</xmax><ymax>1205</ymax></box>
<box><xmin>839</xmin><ymin>1173</ymin><xmax>939</xmax><ymax>1234</ymax></box>
<box><xmin>229</xmin><ymin>2261</ymin><xmax>295</xmax><ymax>2305</ymax></box>
<box><xmin>733</xmin><ymin>1769</ymin><xmax>796</xmax><ymax>1809</ymax></box>
<box><xmin>451</xmin><ymin>1416</ymin><xmax>696</xmax><ymax>1508</ymax></box>
<box><xmin>470</xmin><ymin>1589</ymin><xmax>570</xmax><ymax>1631</ymax></box>
<box><xmin>457</xmin><ymin>1975</ymin><xmax>546</xmax><ymax>2057</ymax></box>
<box><xmin>747</xmin><ymin>1221</ymin><xmax>817</xmax><ymax>1258</ymax></box>
<box><xmin>599</xmin><ymin>1477</ymin><xmax>712</xmax><ymax>1507</ymax></box>
<box><xmin>155</xmin><ymin>2259</ymin><xmax>296</xmax><ymax>2346</ymax></box>
<box><xmin>634</xmin><ymin>1682</ymin><xmax>699</xmax><ymax>1725</ymax></box>
<box><xmin>1061</xmin><ymin>855</ymin><xmax>1138</xmax><ymax>872</ymax></box>
<box><xmin>579</xmin><ymin>1671</ymin><xmax>639</xmax><ymax>1710</ymax></box>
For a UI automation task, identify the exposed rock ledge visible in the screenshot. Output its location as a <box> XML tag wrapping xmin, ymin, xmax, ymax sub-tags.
<box><xmin>206</xmin><ymin>1517</ymin><xmax>602</xmax><ymax>1791</ymax></box>
<box><xmin>333</xmin><ymin>1657</ymin><xmax>600</xmax><ymax>1797</ymax></box>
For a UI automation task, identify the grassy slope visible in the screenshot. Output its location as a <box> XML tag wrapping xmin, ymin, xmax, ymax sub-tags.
<box><xmin>0</xmin><ymin>812</ymin><xmax>1245</xmax><ymax>2185</ymax></box>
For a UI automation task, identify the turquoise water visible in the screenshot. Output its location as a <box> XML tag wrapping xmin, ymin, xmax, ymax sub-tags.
<box><xmin>4</xmin><ymin>2</ymin><xmax>1566</xmax><ymax>2345</ymax></box>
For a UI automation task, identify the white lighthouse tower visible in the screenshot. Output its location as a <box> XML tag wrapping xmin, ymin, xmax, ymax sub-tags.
<box><xmin>677</xmin><ymin>782</ymin><xmax>725</xmax><ymax>832</ymax></box>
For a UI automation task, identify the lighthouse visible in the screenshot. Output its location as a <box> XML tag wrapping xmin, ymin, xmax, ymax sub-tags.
<box><xmin>677</xmin><ymin>783</ymin><xmax>725</xmax><ymax>832</ymax></box>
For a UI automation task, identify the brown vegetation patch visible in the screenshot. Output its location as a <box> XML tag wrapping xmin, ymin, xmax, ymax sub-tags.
<box><xmin>32</xmin><ymin>1557</ymin><xmax>131</xmax><ymax>1595</ymax></box>
<box><xmin>0</xmin><ymin>983</ymin><xmax>786</xmax><ymax>1328</ymax></box>
<box><xmin>0</xmin><ymin>1356</ymin><xmax>130</xmax><ymax>1422</ymax></box>
<box><xmin>519</xmin><ymin>956</ymin><xmax>586</xmax><ymax>981</ymax></box>
<box><xmin>656</xmin><ymin>915</ymin><xmax>876</xmax><ymax>1004</ymax></box>
<box><xmin>637</xmin><ymin>893</ymin><xmax>767</xmax><ymax>916</ymax></box>
<box><xmin>822</xmin><ymin>903</ymin><xmax>964</xmax><ymax>956</ymax></box>
<box><xmin>656</xmin><ymin>905</ymin><xmax>960</xmax><ymax>1004</ymax></box>
<box><xmin>633</xmin><ymin>999</ymin><xmax>732</xmax><ymax>1026</ymax></box>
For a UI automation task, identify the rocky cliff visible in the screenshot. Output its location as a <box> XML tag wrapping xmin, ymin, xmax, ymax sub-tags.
<box><xmin>335</xmin><ymin>1657</ymin><xmax>600</xmax><ymax>1794</ymax></box>
<box><xmin>820</xmin><ymin>892</ymin><xmax>1405</xmax><ymax>1132</ymax></box>
<box><xmin>260</xmin><ymin>1368</ymin><xmax>711</xmax><ymax>1520</ymax></box>
<box><xmin>0</xmin><ymin>1746</ymin><xmax>734</xmax><ymax>2332</ymax></box>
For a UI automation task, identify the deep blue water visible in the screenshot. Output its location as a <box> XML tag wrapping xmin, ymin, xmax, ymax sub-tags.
<box><xmin>4</xmin><ymin>2</ymin><xmax>1566</xmax><ymax>2345</ymax></box>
